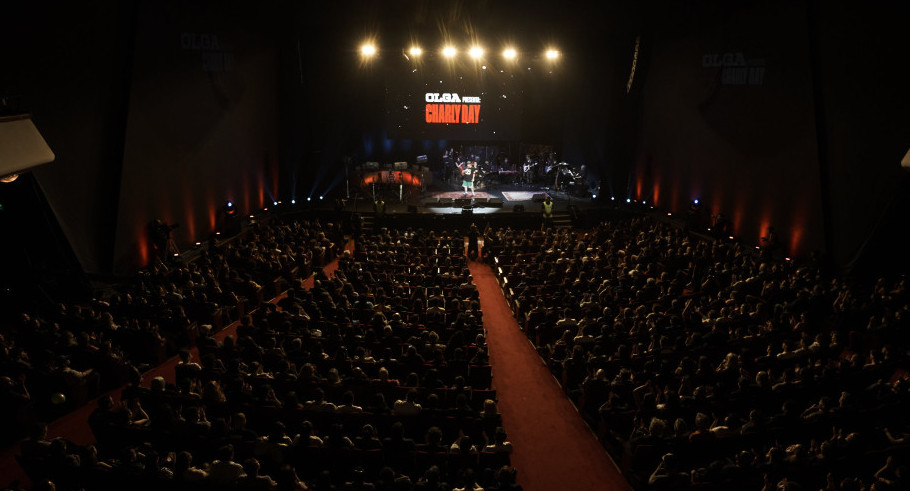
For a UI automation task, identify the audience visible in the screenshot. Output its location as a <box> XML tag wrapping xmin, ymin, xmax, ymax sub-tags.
<box><xmin>490</xmin><ymin>217</ymin><xmax>910</xmax><ymax>490</ymax></box>
<box><xmin>8</xmin><ymin>216</ymin><xmax>516</xmax><ymax>490</ymax></box>
<box><xmin>11</xmin><ymin>208</ymin><xmax>910</xmax><ymax>490</ymax></box>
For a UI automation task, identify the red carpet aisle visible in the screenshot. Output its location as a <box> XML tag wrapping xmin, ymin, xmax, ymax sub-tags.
<box><xmin>468</xmin><ymin>261</ymin><xmax>630</xmax><ymax>491</ymax></box>
<box><xmin>0</xmin><ymin>251</ymin><xmax>344</xmax><ymax>489</ymax></box>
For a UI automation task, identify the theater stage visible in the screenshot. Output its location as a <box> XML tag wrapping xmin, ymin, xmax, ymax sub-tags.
<box><xmin>342</xmin><ymin>174</ymin><xmax>597</xmax><ymax>216</ymax></box>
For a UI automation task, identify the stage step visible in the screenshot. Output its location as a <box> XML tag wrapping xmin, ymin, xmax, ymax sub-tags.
<box><xmin>361</xmin><ymin>215</ymin><xmax>375</xmax><ymax>233</ymax></box>
<box><xmin>552</xmin><ymin>212</ymin><xmax>573</xmax><ymax>228</ymax></box>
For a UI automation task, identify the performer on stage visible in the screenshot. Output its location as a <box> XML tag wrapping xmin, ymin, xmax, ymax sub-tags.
<box><xmin>459</xmin><ymin>161</ymin><xmax>477</xmax><ymax>197</ymax></box>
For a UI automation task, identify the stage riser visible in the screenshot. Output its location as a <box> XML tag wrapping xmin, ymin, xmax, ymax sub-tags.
<box><xmin>421</xmin><ymin>198</ymin><xmax>504</xmax><ymax>208</ymax></box>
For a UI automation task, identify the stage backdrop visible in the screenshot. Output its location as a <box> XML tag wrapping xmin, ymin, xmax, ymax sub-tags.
<box><xmin>112</xmin><ymin>0</ymin><xmax>279</xmax><ymax>274</ymax></box>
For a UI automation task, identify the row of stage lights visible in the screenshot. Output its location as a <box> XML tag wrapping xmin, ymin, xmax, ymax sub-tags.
<box><xmin>224</xmin><ymin>196</ymin><xmax>325</xmax><ymax>214</ymax></box>
<box><xmin>360</xmin><ymin>43</ymin><xmax>560</xmax><ymax>62</ymax></box>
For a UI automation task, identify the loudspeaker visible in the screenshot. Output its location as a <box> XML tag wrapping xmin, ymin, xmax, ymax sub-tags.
<box><xmin>488</xmin><ymin>198</ymin><xmax>504</xmax><ymax>208</ymax></box>
<box><xmin>461</xmin><ymin>207</ymin><xmax>473</xmax><ymax>215</ymax></box>
<box><xmin>473</xmin><ymin>197</ymin><xmax>488</xmax><ymax>206</ymax></box>
<box><xmin>437</xmin><ymin>197</ymin><xmax>453</xmax><ymax>207</ymax></box>
<box><xmin>513</xmin><ymin>205</ymin><xmax>525</xmax><ymax>212</ymax></box>
<box><xmin>532</xmin><ymin>193</ymin><xmax>548</xmax><ymax>202</ymax></box>
<box><xmin>454</xmin><ymin>198</ymin><xmax>472</xmax><ymax>208</ymax></box>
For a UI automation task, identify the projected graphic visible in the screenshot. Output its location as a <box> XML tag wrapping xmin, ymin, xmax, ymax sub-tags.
<box><xmin>386</xmin><ymin>67</ymin><xmax>522</xmax><ymax>141</ymax></box>
<box><xmin>425</xmin><ymin>92</ymin><xmax>481</xmax><ymax>124</ymax></box>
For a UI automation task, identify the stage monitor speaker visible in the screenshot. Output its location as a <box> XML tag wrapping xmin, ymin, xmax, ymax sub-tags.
<box><xmin>473</xmin><ymin>197</ymin><xmax>488</xmax><ymax>206</ymax></box>
<box><xmin>488</xmin><ymin>198</ymin><xmax>504</xmax><ymax>208</ymax></box>
<box><xmin>437</xmin><ymin>198</ymin><xmax>453</xmax><ymax>207</ymax></box>
<box><xmin>454</xmin><ymin>198</ymin><xmax>472</xmax><ymax>208</ymax></box>
<box><xmin>513</xmin><ymin>205</ymin><xmax>525</xmax><ymax>212</ymax></box>
<box><xmin>461</xmin><ymin>207</ymin><xmax>473</xmax><ymax>215</ymax></box>
<box><xmin>532</xmin><ymin>193</ymin><xmax>548</xmax><ymax>202</ymax></box>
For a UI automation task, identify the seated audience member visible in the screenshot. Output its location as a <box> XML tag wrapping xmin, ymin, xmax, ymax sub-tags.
<box><xmin>175</xmin><ymin>450</ymin><xmax>208</xmax><ymax>483</ymax></box>
<box><xmin>393</xmin><ymin>388</ymin><xmax>422</xmax><ymax>416</ymax></box>
<box><xmin>236</xmin><ymin>457</ymin><xmax>278</xmax><ymax>490</ymax></box>
<box><xmin>208</xmin><ymin>444</ymin><xmax>246</xmax><ymax>485</ymax></box>
<box><xmin>483</xmin><ymin>428</ymin><xmax>514</xmax><ymax>454</ymax></box>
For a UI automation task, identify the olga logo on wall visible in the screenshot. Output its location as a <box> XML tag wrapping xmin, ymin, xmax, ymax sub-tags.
<box><xmin>180</xmin><ymin>32</ymin><xmax>235</xmax><ymax>72</ymax></box>
<box><xmin>702</xmin><ymin>52</ymin><xmax>765</xmax><ymax>86</ymax></box>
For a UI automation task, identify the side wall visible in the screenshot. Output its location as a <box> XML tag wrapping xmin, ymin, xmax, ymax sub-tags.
<box><xmin>112</xmin><ymin>0</ymin><xmax>279</xmax><ymax>273</ymax></box>
<box><xmin>636</xmin><ymin>0</ymin><xmax>823</xmax><ymax>257</ymax></box>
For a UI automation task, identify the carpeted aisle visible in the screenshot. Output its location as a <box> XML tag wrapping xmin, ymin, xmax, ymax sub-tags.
<box><xmin>468</xmin><ymin>261</ymin><xmax>630</xmax><ymax>491</ymax></box>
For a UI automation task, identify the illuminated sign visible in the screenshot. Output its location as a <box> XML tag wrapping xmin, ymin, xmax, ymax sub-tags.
<box><xmin>425</xmin><ymin>92</ymin><xmax>482</xmax><ymax>123</ymax></box>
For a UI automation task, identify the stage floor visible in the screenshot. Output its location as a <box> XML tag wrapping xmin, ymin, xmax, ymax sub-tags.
<box><xmin>346</xmin><ymin>175</ymin><xmax>596</xmax><ymax>215</ymax></box>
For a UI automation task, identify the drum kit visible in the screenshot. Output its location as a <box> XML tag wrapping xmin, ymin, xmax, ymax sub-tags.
<box><xmin>547</xmin><ymin>163</ymin><xmax>588</xmax><ymax>196</ymax></box>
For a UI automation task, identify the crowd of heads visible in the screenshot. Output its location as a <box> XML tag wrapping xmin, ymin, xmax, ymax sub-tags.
<box><xmin>9</xmin><ymin>210</ymin><xmax>908</xmax><ymax>490</ymax></box>
<box><xmin>1</xmin><ymin>219</ymin><xmax>337</xmax><ymax>441</ymax></box>
<box><xmin>9</xmin><ymin>217</ymin><xmax>520</xmax><ymax>491</ymax></box>
<box><xmin>488</xmin><ymin>217</ymin><xmax>908</xmax><ymax>490</ymax></box>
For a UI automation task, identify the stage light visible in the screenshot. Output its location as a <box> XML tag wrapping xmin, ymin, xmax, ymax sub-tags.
<box><xmin>592</xmin><ymin>194</ymin><xmax>597</xmax><ymax>199</ymax></box>
<box><xmin>291</xmin><ymin>199</ymin><xmax>296</xmax><ymax>204</ymax></box>
<box><xmin>361</xmin><ymin>44</ymin><xmax>376</xmax><ymax>56</ymax></box>
<box><xmin>626</xmin><ymin>198</ymin><xmax>631</xmax><ymax>203</ymax></box>
<box><xmin>273</xmin><ymin>201</ymin><xmax>278</xmax><ymax>206</ymax></box>
<box><xmin>0</xmin><ymin>173</ymin><xmax>19</xmax><ymax>183</ymax></box>
<box><xmin>785</xmin><ymin>257</ymin><xmax>792</xmax><ymax>261</ymax></box>
<box><xmin>319</xmin><ymin>196</ymin><xmax>324</xmax><ymax>200</ymax></box>
<box><xmin>611</xmin><ymin>197</ymin><xmax>615</xmax><ymax>201</ymax></box>
<box><xmin>442</xmin><ymin>46</ymin><xmax>456</xmax><ymax>58</ymax></box>
<box><xmin>409</xmin><ymin>46</ymin><xmax>422</xmax><ymax>57</ymax></box>
<box><xmin>546</xmin><ymin>49</ymin><xmax>559</xmax><ymax>60</ymax></box>
<box><xmin>503</xmin><ymin>48</ymin><xmax>517</xmax><ymax>60</ymax></box>
<box><xmin>469</xmin><ymin>47</ymin><xmax>483</xmax><ymax>59</ymax></box>
<box><xmin>693</xmin><ymin>199</ymin><xmax>699</xmax><ymax>205</ymax></box>
<box><xmin>481</xmin><ymin>65</ymin><xmax>487</xmax><ymax>70</ymax></box>
<box><xmin>307</xmin><ymin>197</ymin><xmax>312</xmax><ymax>202</ymax></box>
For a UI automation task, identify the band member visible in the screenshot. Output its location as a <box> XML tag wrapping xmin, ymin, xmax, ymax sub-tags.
<box><xmin>459</xmin><ymin>161</ymin><xmax>477</xmax><ymax>197</ymax></box>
